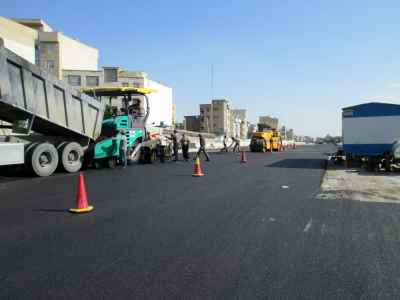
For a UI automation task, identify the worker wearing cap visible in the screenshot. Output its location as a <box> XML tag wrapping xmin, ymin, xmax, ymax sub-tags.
<box><xmin>231</xmin><ymin>136</ymin><xmax>240</xmax><ymax>152</ymax></box>
<box><xmin>171</xmin><ymin>130</ymin><xmax>179</xmax><ymax>161</ymax></box>
<box><xmin>180</xmin><ymin>133</ymin><xmax>190</xmax><ymax>161</ymax></box>
<box><xmin>221</xmin><ymin>135</ymin><xmax>229</xmax><ymax>152</ymax></box>
<box><xmin>196</xmin><ymin>134</ymin><xmax>210</xmax><ymax>161</ymax></box>
<box><xmin>119</xmin><ymin>129</ymin><xmax>128</xmax><ymax>168</ymax></box>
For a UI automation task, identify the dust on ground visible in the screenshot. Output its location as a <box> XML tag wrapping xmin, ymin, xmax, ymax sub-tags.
<box><xmin>318</xmin><ymin>161</ymin><xmax>400</xmax><ymax>204</ymax></box>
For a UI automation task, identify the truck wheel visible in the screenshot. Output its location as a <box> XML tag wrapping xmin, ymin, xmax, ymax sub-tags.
<box><xmin>94</xmin><ymin>160</ymin><xmax>103</xmax><ymax>169</ymax></box>
<box><xmin>59</xmin><ymin>142</ymin><xmax>84</xmax><ymax>173</ymax></box>
<box><xmin>150</xmin><ymin>150</ymin><xmax>157</xmax><ymax>163</ymax></box>
<box><xmin>29</xmin><ymin>143</ymin><xmax>59</xmax><ymax>177</ymax></box>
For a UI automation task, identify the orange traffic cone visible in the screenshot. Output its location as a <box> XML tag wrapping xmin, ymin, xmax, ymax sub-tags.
<box><xmin>192</xmin><ymin>157</ymin><xmax>204</xmax><ymax>177</ymax></box>
<box><xmin>69</xmin><ymin>173</ymin><xmax>94</xmax><ymax>213</ymax></box>
<box><xmin>240</xmin><ymin>151</ymin><xmax>247</xmax><ymax>163</ymax></box>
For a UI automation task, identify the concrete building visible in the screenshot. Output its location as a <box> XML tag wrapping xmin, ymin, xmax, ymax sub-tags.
<box><xmin>13</xmin><ymin>18</ymin><xmax>53</xmax><ymax>32</ymax></box>
<box><xmin>63</xmin><ymin>68</ymin><xmax>174</xmax><ymax>127</ymax></box>
<box><xmin>0</xmin><ymin>16</ymin><xmax>38</xmax><ymax>64</ymax></box>
<box><xmin>248</xmin><ymin>124</ymin><xmax>257</xmax><ymax>138</ymax></box>
<box><xmin>231</xmin><ymin>109</ymin><xmax>247</xmax><ymax>121</ymax></box>
<box><xmin>240</xmin><ymin>120</ymin><xmax>249</xmax><ymax>139</ymax></box>
<box><xmin>146</xmin><ymin>79</ymin><xmax>173</xmax><ymax>127</ymax></box>
<box><xmin>200</xmin><ymin>100</ymin><xmax>231</xmax><ymax>136</ymax></box>
<box><xmin>287</xmin><ymin>129</ymin><xmax>294</xmax><ymax>140</ymax></box>
<box><xmin>35</xmin><ymin>31</ymin><xmax>98</xmax><ymax>79</ymax></box>
<box><xmin>184</xmin><ymin>115</ymin><xmax>201</xmax><ymax>132</ymax></box>
<box><xmin>212</xmin><ymin>100</ymin><xmax>231</xmax><ymax>136</ymax></box>
<box><xmin>230</xmin><ymin>109</ymin><xmax>248</xmax><ymax>139</ymax></box>
<box><xmin>280</xmin><ymin>125</ymin><xmax>287</xmax><ymax>140</ymax></box>
<box><xmin>0</xmin><ymin>17</ymin><xmax>99</xmax><ymax>80</ymax></box>
<box><xmin>199</xmin><ymin>104</ymin><xmax>212</xmax><ymax>133</ymax></box>
<box><xmin>259</xmin><ymin>116</ymin><xmax>279</xmax><ymax>129</ymax></box>
<box><xmin>172</xmin><ymin>103</ymin><xmax>177</xmax><ymax>128</ymax></box>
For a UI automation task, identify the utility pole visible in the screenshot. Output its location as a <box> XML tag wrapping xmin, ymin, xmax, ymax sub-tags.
<box><xmin>210</xmin><ymin>64</ymin><xmax>214</xmax><ymax>101</ymax></box>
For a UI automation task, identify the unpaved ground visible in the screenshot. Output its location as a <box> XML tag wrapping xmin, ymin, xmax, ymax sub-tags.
<box><xmin>318</xmin><ymin>161</ymin><xmax>400</xmax><ymax>203</ymax></box>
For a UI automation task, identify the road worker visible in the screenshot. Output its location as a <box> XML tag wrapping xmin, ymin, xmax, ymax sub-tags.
<box><xmin>180</xmin><ymin>133</ymin><xmax>190</xmax><ymax>161</ymax></box>
<box><xmin>196</xmin><ymin>134</ymin><xmax>210</xmax><ymax>161</ymax></box>
<box><xmin>170</xmin><ymin>130</ymin><xmax>179</xmax><ymax>161</ymax></box>
<box><xmin>119</xmin><ymin>129</ymin><xmax>128</xmax><ymax>168</ymax></box>
<box><xmin>220</xmin><ymin>135</ymin><xmax>229</xmax><ymax>152</ymax></box>
<box><xmin>231</xmin><ymin>136</ymin><xmax>240</xmax><ymax>152</ymax></box>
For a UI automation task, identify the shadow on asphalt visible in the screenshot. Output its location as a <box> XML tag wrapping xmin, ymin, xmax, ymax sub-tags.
<box><xmin>0</xmin><ymin>165</ymin><xmax>34</xmax><ymax>183</ymax></box>
<box><xmin>33</xmin><ymin>209</ymin><xmax>69</xmax><ymax>213</ymax></box>
<box><xmin>267</xmin><ymin>158</ymin><xmax>326</xmax><ymax>169</ymax></box>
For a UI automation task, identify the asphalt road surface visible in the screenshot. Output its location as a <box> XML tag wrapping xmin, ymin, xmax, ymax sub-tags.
<box><xmin>1</xmin><ymin>145</ymin><xmax>400</xmax><ymax>299</ymax></box>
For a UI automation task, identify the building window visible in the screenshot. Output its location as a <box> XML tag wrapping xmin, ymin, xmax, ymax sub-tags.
<box><xmin>122</xmin><ymin>82</ymin><xmax>129</xmax><ymax>87</ymax></box>
<box><xmin>46</xmin><ymin>60</ymin><xmax>55</xmax><ymax>72</ymax></box>
<box><xmin>104</xmin><ymin>69</ymin><xmax>118</xmax><ymax>82</ymax></box>
<box><xmin>42</xmin><ymin>42</ymin><xmax>56</xmax><ymax>53</ymax></box>
<box><xmin>132</xmin><ymin>82</ymin><xmax>141</xmax><ymax>88</ymax></box>
<box><xmin>35</xmin><ymin>45</ymin><xmax>40</xmax><ymax>65</ymax></box>
<box><xmin>86</xmin><ymin>76</ymin><xmax>99</xmax><ymax>87</ymax></box>
<box><xmin>68</xmin><ymin>75</ymin><xmax>81</xmax><ymax>86</ymax></box>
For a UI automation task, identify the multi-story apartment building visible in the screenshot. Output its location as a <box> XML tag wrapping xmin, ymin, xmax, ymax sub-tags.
<box><xmin>199</xmin><ymin>104</ymin><xmax>212</xmax><ymax>133</ymax></box>
<box><xmin>211</xmin><ymin>100</ymin><xmax>230</xmax><ymax>136</ymax></box>
<box><xmin>230</xmin><ymin>109</ymin><xmax>248</xmax><ymax>138</ymax></box>
<box><xmin>0</xmin><ymin>17</ymin><xmax>38</xmax><ymax>64</ymax></box>
<box><xmin>0</xmin><ymin>17</ymin><xmax>99</xmax><ymax>80</ymax></box>
<box><xmin>199</xmin><ymin>100</ymin><xmax>231</xmax><ymax>135</ymax></box>
<box><xmin>14</xmin><ymin>18</ymin><xmax>98</xmax><ymax>80</ymax></box>
<box><xmin>259</xmin><ymin>116</ymin><xmax>279</xmax><ymax>129</ymax></box>
<box><xmin>184</xmin><ymin>115</ymin><xmax>201</xmax><ymax>132</ymax></box>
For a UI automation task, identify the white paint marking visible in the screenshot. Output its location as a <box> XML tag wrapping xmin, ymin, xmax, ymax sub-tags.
<box><xmin>269</xmin><ymin>217</ymin><xmax>276</xmax><ymax>222</ymax></box>
<box><xmin>281</xmin><ymin>185</ymin><xmax>289</xmax><ymax>189</ymax></box>
<box><xmin>321</xmin><ymin>224</ymin><xmax>326</xmax><ymax>236</ymax></box>
<box><xmin>303</xmin><ymin>219</ymin><xmax>313</xmax><ymax>232</ymax></box>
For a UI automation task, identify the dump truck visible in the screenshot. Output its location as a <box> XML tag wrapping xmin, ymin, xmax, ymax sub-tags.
<box><xmin>250</xmin><ymin>124</ymin><xmax>282</xmax><ymax>152</ymax></box>
<box><xmin>0</xmin><ymin>38</ymin><xmax>154</xmax><ymax>176</ymax></box>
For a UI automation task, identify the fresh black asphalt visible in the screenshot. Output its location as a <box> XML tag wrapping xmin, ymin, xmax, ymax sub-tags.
<box><xmin>1</xmin><ymin>145</ymin><xmax>400</xmax><ymax>299</ymax></box>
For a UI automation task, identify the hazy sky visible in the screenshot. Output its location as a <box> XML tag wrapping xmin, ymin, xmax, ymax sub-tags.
<box><xmin>3</xmin><ymin>0</ymin><xmax>400</xmax><ymax>137</ymax></box>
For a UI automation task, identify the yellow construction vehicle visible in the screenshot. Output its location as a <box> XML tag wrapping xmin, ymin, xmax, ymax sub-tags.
<box><xmin>250</xmin><ymin>124</ymin><xmax>282</xmax><ymax>152</ymax></box>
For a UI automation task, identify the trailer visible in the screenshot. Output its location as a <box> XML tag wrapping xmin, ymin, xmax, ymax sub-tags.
<box><xmin>342</xmin><ymin>102</ymin><xmax>400</xmax><ymax>170</ymax></box>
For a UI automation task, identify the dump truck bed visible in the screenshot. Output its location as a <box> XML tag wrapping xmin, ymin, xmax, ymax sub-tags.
<box><xmin>0</xmin><ymin>39</ymin><xmax>105</xmax><ymax>141</ymax></box>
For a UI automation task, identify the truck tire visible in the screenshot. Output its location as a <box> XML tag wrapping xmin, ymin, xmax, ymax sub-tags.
<box><xmin>59</xmin><ymin>142</ymin><xmax>84</xmax><ymax>173</ymax></box>
<box><xmin>151</xmin><ymin>150</ymin><xmax>157</xmax><ymax>163</ymax></box>
<box><xmin>29</xmin><ymin>143</ymin><xmax>59</xmax><ymax>177</ymax></box>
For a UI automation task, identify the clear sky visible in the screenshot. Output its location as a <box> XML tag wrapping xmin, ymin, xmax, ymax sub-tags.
<box><xmin>3</xmin><ymin>0</ymin><xmax>400</xmax><ymax>137</ymax></box>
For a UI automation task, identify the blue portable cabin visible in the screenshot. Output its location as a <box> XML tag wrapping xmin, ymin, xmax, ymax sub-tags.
<box><xmin>342</xmin><ymin>102</ymin><xmax>400</xmax><ymax>157</ymax></box>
